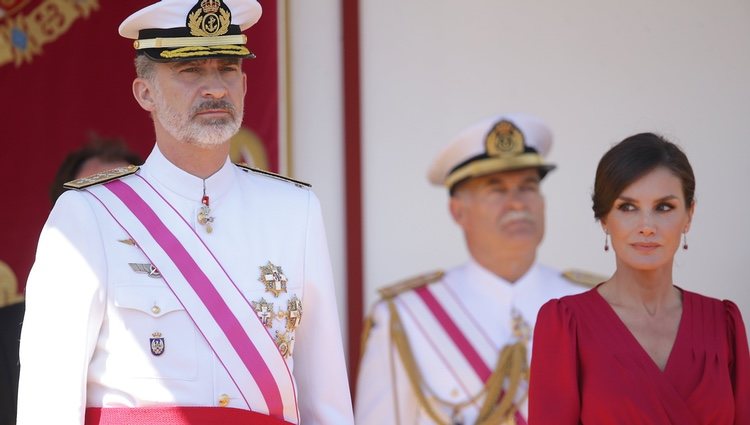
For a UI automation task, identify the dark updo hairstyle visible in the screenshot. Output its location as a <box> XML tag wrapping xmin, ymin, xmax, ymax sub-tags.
<box><xmin>592</xmin><ymin>132</ymin><xmax>695</xmax><ymax>221</ymax></box>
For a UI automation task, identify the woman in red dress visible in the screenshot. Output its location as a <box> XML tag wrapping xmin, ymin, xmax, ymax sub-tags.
<box><xmin>528</xmin><ymin>133</ymin><xmax>749</xmax><ymax>424</ymax></box>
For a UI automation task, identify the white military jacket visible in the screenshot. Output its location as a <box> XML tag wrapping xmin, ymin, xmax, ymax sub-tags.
<box><xmin>18</xmin><ymin>147</ymin><xmax>354</xmax><ymax>425</ymax></box>
<box><xmin>355</xmin><ymin>259</ymin><xmax>589</xmax><ymax>425</ymax></box>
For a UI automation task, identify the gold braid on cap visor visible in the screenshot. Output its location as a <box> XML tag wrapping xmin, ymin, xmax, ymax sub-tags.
<box><xmin>159</xmin><ymin>45</ymin><xmax>250</xmax><ymax>59</ymax></box>
<box><xmin>444</xmin><ymin>153</ymin><xmax>548</xmax><ymax>188</ymax></box>
<box><xmin>133</xmin><ymin>34</ymin><xmax>247</xmax><ymax>49</ymax></box>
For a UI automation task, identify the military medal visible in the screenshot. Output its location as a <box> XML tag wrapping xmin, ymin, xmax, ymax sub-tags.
<box><xmin>285</xmin><ymin>295</ymin><xmax>303</xmax><ymax>331</ymax></box>
<box><xmin>197</xmin><ymin>180</ymin><xmax>214</xmax><ymax>233</ymax></box>
<box><xmin>511</xmin><ymin>307</ymin><xmax>531</xmax><ymax>343</ymax></box>
<box><xmin>258</xmin><ymin>261</ymin><xmax>288</xmax><ymax>297</ymax></box>
<box><xmin>150</xmin><ymin>331</ymin><xmax>165</xmax><ymax>356</ymax></box>
<box><xmin>198</xmin><ymin>194</ymin><xmax>214</xmax><ymax>233</ymax></box>
<box><xmin>251</xmin><ymin>298</ymin><xmax>275</xmax><ymax>328</ymax></box>
<box><xmin>274</xmin><ymin>330</ymin><xmax>292</xmax><ymax>358</ymax></box>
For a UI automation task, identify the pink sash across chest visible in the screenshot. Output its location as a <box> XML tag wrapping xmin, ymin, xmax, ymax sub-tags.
<box><xmin>407</xmin><ymin>284</ymin><xmax>528</xmax><ymax>424</ymax></box>
<box><xmin>85</xmin><ymin>174</ymin><xmax>299</xmax><ymax>424</ymax></box>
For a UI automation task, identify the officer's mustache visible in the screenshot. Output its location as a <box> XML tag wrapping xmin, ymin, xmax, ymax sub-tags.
<box><xmin>192</xmin><ymin>100</ymin><xmax>236</xmax><ymax>118</ymax></box>
<box><xmin>498</xmin><ymin>210</ymin><xmax>534</xmax><ymax>226</ymax></box>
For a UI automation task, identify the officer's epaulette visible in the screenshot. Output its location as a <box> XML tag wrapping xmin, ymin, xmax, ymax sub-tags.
<box><xmin>377</xmin><ymin>270</ymin><xmax>445</xmax><ymax>300</ymax></box>
<box><xmin>63</xmin><ymin>165</ymin><xmax>140</xmax><ymax>190</ymax></box>
<box><xmin>235</xmin><ymin>163</ymin><xmax>311</xmax><ymax>188</ymax></box>
<box><xmin>562</xmin><ymin>268</ymin><xmax>608</xmax><ymax>287</ymax></box>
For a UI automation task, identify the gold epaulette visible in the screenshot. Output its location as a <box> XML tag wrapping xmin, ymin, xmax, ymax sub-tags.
<box><xmin>235</xmin><ymin>163</ymin><xmax>311</xmax><ymax>188</ymax></box>
<box><xmin>377</xmin><ymin>270</ymin><xmax>445</xmax><ymax>300</ymax></box>
<box><xmin>562</xmin><ymin>268</ymin><xmax>608</xmax><ymax>287</ymax></box>
<box><xmin>63</xmin><ymin>165</ymin><xmax>140</xmax><ymax>190</ymax></box>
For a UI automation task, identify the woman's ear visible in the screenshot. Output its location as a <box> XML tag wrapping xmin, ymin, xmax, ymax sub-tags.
<box><xmin>684</xmin><ymin>200</ymin><xmax>696</xmax><ymax>233</ymax></box>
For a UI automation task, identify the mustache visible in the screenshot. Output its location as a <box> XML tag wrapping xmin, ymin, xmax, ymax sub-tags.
<box><xmin>498</xmin><ymin>210</ymin><xmax>534</xmax><ymax>226</ymax></box>
<box><xmin>192</xmin><ymin>100</ymin><xmax>236</xmax><ymax>117</ymax></box>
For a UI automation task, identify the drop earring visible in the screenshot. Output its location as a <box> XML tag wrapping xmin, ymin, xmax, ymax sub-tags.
<box><xmin>604</xmin><ymin>232</ymin><xmax>610</xmax><ymax>252</ymax></box>
<box><xmin>682</xmin><ymin>232</ymin><xmax>688</xmax><ymax>250</ymax></box>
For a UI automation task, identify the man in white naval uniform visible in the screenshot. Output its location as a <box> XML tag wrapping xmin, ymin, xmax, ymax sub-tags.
<box><xmin>17</xmin><ymin>0</ymin><xmax>354</xmax><ymax>424</ymax></box>
<box><xmin>355</xmin><ymin>114</ymin><xmax>596</xmax><ymax>425</ymax></box>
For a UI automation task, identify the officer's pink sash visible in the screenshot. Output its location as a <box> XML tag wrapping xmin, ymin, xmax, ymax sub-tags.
<box><xmin>85</xmin><ymin>174</ymin><xmax>299</xmax><ymax>424</ymax></box>
<box><xmin>399</xmin><ymin>282</ymin><xmax>528</xmax><ymax>424</ymax></box>
<box><xmin>85</xmin><ymin>406</ymin><xmax>295</xmax><ymax>425</ymax></box>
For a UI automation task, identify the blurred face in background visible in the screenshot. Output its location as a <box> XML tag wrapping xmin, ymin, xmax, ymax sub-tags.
<box><xmin>450</xmin><ymin>167</ymin><xmax>545</xmax><ymax>258</ymax></box>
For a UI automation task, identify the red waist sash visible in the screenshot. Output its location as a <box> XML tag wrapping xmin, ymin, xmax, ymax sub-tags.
<box><xmin>85</xmin><ymin>407</ymin><xmax>295</xmax><ymax>425</ymax></box>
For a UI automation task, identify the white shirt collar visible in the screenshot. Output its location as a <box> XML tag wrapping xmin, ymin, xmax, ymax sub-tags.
<box><xmin>464</xmin><ymin>257</ymin><xmax>541</xmax><ymax>297</ymax></box>
<box><xmin>139</xmin><ymin>145</ymin><xmax>236</xmax><ymax>202</ymax></box>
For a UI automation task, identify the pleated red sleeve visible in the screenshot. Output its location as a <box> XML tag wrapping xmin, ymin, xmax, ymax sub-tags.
<box><xmin>724</xmin><ymin>300</ymin><xmax>750</xmax><ymax>425</ymax></box>
<box><xmin>528</xmin><ymin>299</ymin><xmax>580</xmax><ymax>425</ymax></box>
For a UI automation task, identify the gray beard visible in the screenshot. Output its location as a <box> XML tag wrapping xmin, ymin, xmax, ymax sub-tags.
<box><xmin>153</xmin><ymin>87</ymin><xmax>242</xmax><ymax>147</ymax></box>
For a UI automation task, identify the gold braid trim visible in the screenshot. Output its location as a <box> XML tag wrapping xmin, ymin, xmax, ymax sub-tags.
<box><xmin>388</xmin><ymin>299</ymin><xmax>450</xmax><ymax>425</ymax></box>
<box><xmin>159</xmin><ymin>45</ymin><xmax>250</xmax><ymax>59</ymax></box>
<box><xmin>479</xmin><ymin>342</ymin><xmax>528</xmax><ymax>424</ymax></box>
<box><xmin>359</xmin><ymin>310</ymin><xmax>376</xmax><ymax>363</ymax></box>
<box><xmin>388</xmin><ymin>298</ymin><xmax>529</xmax><ymax>425</ymax></box>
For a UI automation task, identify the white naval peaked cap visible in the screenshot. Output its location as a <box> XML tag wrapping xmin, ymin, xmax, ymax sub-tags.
<box><xmin>119</xmin><ymin>0</ymin><xmax>262</xmax><ymax>62</ymax></box>
<box><xmin>427</xmin><ymin>113</ymin><xmax>556</xmax><ymax>189</ymax></box>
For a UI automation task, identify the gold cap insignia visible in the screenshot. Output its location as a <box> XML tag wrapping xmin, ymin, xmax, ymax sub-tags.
<box><xmin>485</xmin><ymin>119</ymin><xmax>525</xmax><ymax>158</ymax></box>
<box><xmin>187</xmin><ymin>0</ymin><xmax>231</xmax><ymax>37</ymax></box>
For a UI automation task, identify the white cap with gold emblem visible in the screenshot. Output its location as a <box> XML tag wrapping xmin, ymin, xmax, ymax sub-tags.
<box><xmin>427</xmin><ymin>113</ymin><xmax>556</xmax><ymax>189</ymax></box>
<box><xmin>119</xmin><ymin>0</ymin><xmax>262</xmax><ymax>62</ymax></box>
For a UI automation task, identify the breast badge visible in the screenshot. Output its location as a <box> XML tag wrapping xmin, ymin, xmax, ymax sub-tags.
<box><xmin>150</xmin><ymin>331</ymin><xmax>165</xmax><ymax>356</ymax></box>
<box><xmin>274</xmin><ymin>330</ymin><xmax>292</xmax><ymax>358</ymax></box>
<box><xmin>129</xmin><ymin>263</ymin><xmax>162</xmax><ymax>279</ymax></box>
<box><xmin>258</xmin><ymin>261</ymin><xmax>287</xmax><ymax>297</ymax></box>
<box><xmin>284</xmin><ymin>295</ymin><xmax>302</xmax><ymax>331</ymax></box>
<box><xmin>251</xmin><ymin>298</ymin><xmax>274</xmax><ymax>328</ymax></box>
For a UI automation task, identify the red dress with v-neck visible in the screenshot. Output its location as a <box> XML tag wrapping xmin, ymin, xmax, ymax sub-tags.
<box><xmin>528</xmin><ymin>288</ymin><xmax>750</xmax><ymax>425</ymax></box>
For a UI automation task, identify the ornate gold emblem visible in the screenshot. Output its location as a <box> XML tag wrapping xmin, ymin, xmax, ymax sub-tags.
<box><xmin>251</xmin><ymin>297</ymin><xmax>275</xmax><ymax>328</ymax></box>
<box><xmin>485</xmin><ymin>120</ymin><xmax>525</xmax><ymax>158</ymax></box>
<box><xmin>258</xmin><ymin>262</ymin><xmax>288</xmax><ymax>297</ymax></box>
<box><xmin>150</xmin><ymin>331</ymin><xmax>165</xmax><ymax>356</ymax></box>
<box><xmin>0</xmin><ymin>0</ymin><xmax>99</xmax><ymax>68</ymax></box>
<box><xmin>285</xmin><ymin>294</ymin><xmax>303</xmax><ymax>331</ymax></box>
<box><xmin>274</xmin><ymin>330</ymin><xmax>292</xmax><ymax>358</ymax></box>
<box><xmin>511</xmin><ymin>307</ymin><xmax>531</xmax><ymax>343</ymax></box>
<box><xmin>187</xmin><ymin>0</ymin><xmax>231</xmax><ymax>37</ymax></box>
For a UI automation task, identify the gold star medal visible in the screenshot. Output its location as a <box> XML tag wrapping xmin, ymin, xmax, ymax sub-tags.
<box><xmin>258</xmin><ymin>261</ymin><xmax>288</xmax><ymax>297</ymax></box>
